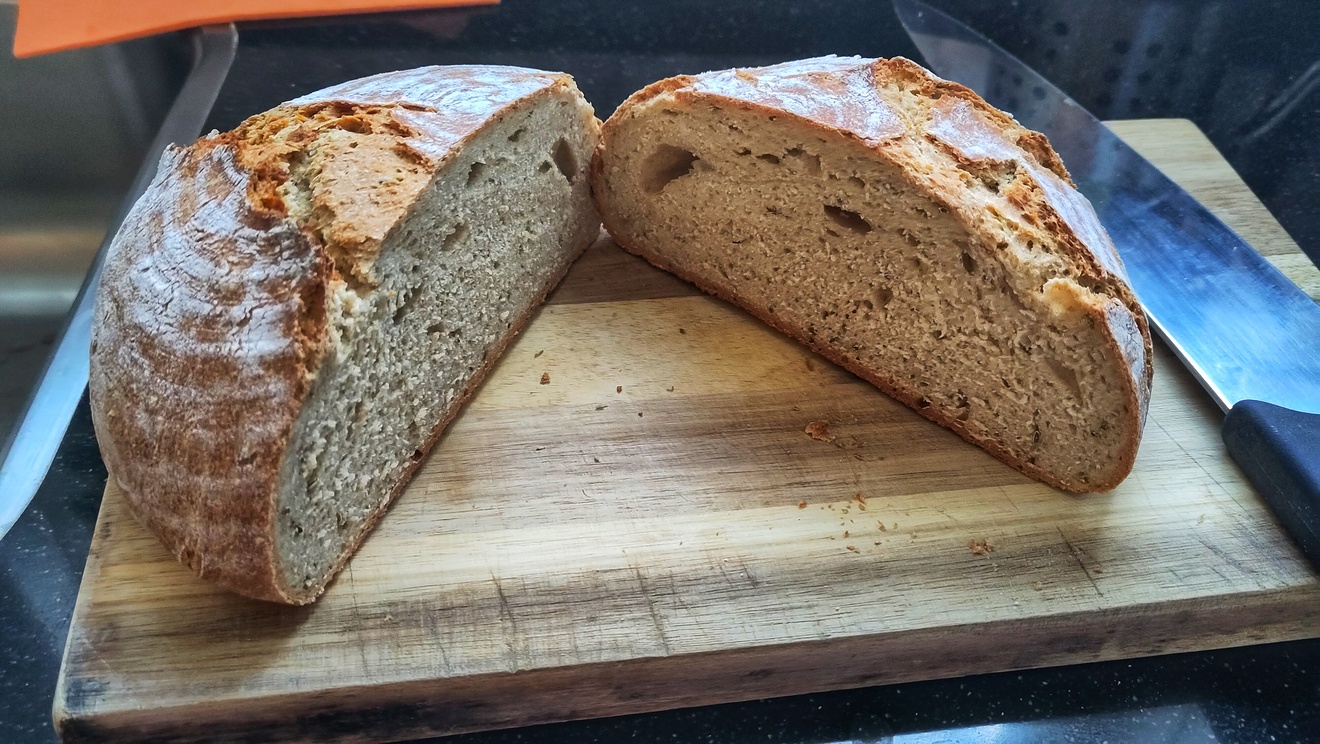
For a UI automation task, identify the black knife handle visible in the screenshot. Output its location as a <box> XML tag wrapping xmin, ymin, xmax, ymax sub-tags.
<box><xmin>1222</xmin><ymin>400</ymin><xmax>1320</xmax><ymax>569</ymax></box>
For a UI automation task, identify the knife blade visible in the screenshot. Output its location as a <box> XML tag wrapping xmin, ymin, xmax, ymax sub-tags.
<box><xmin>894</xmin><ymin>0</ymin><xmax>1320</xmax><ymax>566</ymax></box>
<box><xmin>0</xmin><ymin>25</ymin><xmax>237</xmax><ymax>542</ymax></box>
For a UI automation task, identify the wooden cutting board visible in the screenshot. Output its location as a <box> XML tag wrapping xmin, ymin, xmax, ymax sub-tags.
<box><xmin>54</xmin><ymin>120</ymin><xmax>1320</xmax><ymax>743</ymax></box>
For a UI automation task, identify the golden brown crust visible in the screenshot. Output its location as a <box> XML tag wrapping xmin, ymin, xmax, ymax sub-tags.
<box><xmin>92</xmin><ymin>65</ymin><xmax>587</xmax><ymax>603</ymax></box>
<box><xmin>592</xmin><ymin>56</ymin><xmax>1153</xmax><ymax>492</ymax></box>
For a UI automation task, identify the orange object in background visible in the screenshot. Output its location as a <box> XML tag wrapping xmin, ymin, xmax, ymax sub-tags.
<box><xmin>13</xmin><ymin>0</ymin><xmax>499</xmax><ymax>57</ymax></box>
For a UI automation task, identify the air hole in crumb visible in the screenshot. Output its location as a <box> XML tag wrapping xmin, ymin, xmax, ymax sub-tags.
<box><xmin>734</xmin><ymin>147</ymin><xmax>752</xmax><ymax>156</ymax></box>
<box><xmin>467</xmin><ymin>161</ymin><xmax>486</xmax><ymax>185</ymax></box>
<box><xmin>874</xmin><ymin>286</ymin><xmax>894</xmax><ymax>307</ymax></box>
<box><xmin>508</xmin><ymin>128</ymin><xmax>525</xmax><ymax>142</ymax></box>
<box><xmin>1047</xmin><ymin>358</ymin><xmax>1084</xmax><ymax>399</ymax></box>
<box><xmin>392</xmin><ymin>290</ymin><xmax>419</xmax><ymax>323</ymax></box>
<box><xmin>848</xmin><ymin>176</ymin><xmax>866</xmax><ymax>190</ymax></box>
<box><xmin>757</xmin><ymin>153</ymin><xmax>781</xmax><ymax>164</ymax></box>
<box><xmin>961</xmin><ymin>251</ymin><xmax>978</xmax><ymax>274</ymax></box>
<box><xmin>917</xmin><ymin>397</ymin><xmax>932</xmax><ymax>409</ymax></box>
<box><xmin>443</xmin><ymin>222</ymin><xmax>470</xmax><ymax>251</ymax></box>
<box><xmin>538</xmin><ymin>161</ymin><xmax>552</xmax><ymax>173</ymax></box>
<box><xmin>552</xmin><ymin>138</ymin><xmax>577</xmax><ymax>182</ymax></box>
<box><xmin>823</xmin><ymin>205</ymin><xmax>872</xmax><ymax>234</ymax></box>
<box><xmin>426</xmin><ymin>322</ymin><xmax>445</xmax><ymax>335</ymax></box>
<box><xmin>642</xmin><ymin>144</ymin><xmax>699</xmax><ymax>193</ymax></box>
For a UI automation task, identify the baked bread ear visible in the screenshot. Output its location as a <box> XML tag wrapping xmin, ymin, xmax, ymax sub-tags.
<box><xmin>90</xmin><ymin>66</ymin><xmax>601</xmax><ymax>603</ymax></box>
<box><xmin>591</xmin><ymin>56</ymin><xmax>1152</xmax><ymax>492</ymax></box>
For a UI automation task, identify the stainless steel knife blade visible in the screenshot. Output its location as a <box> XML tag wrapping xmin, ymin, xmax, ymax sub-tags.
<box><xmin>0</xmin><ymin>25</ymin><xmax>237</xmax><ymax>541</ymax></box>
<box><xmin>894</xmin><ymin>0</ymin><xmax>1320</xmax><ymax>567</ymax></box>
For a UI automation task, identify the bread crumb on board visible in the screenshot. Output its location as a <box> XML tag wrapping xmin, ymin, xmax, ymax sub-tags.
<box><xmin>805</xmin><ymin>420</ymin><xmax>835</xmax><ymax>442</ymax></box>
<box><xmin>540</xmin><ymin>372</ymin><xmax>551</xmax><ymax>385</ymax></box>
<box><xmin>798</xmin><ymin>501</ymin><xmax>807</xmax><ymax>509</ymax></box>
<box><xmin>616</xmin><ymin>385</ymin><xmax>623</xmax><ymax>393</ymax></box>
<box><xmin>534</xmin><ymin>349</ymin><xmax>544</xmax><ymax>358</ymax></box>
<box><xmin>1032</xmin><ymin>581</ymin><xmax>1044</xmax><ymax>591</ymax></box>
<box><xmin>969</xmin><ymin>538</ymin><xmax>995</xmax><ymax>556</ymax></box>
<box><xmin>854</xmin><ymin>492</ymin><xmax>867</xmax><ymax>509</ymax></box>
<box><xmin>846</xmin><ymin>545</ymin><xmax>858</xmax><ymax>552</ymax></box>
<box><xmin>877</xmin><ymin>521</ymin><xmax>887</xmax><ymax>532</ymax></box>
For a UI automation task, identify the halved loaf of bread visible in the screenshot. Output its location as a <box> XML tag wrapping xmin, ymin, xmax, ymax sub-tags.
<box><xmin>591</xmin><ymin>56</ymin><xmax>1152</xmax><ymax>492</ymax></box>
<box><xmin>90</xmin><ymin>66</ymin><xmax>601</xmax><ymax>603</ymax></box>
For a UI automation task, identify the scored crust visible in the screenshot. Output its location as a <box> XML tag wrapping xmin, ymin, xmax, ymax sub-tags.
<box><xmin>90</xmin><ymin>66</ymin><xmax>590</xmax><ymax>603</ymax></box>
<box><xmin>591</xmin><ymin>56</ymin><xmax>1153</xmax><ymax>492</ymax></box>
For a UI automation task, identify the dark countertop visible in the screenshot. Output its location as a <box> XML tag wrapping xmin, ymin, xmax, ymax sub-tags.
<box><xmin>3</xmin><ymin>1</ymin><xmax>1318</xmax><ymax>742</ymax></box>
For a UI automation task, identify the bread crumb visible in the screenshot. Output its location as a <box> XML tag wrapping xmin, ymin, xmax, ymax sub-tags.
<box><xmin>616</xmin><ymin>385</ymin><xmax>623</xmax><ymax>393</ymax></box>
<box><xmin>593</xmin><ymin>457</ymin><xmax>600</xmax><ymax>463</ymax></box>
<box><xmin>854</xmin><ymin>492</ymin><xmax>867</xmax><ymax>510</ymax></box>
<box><xmin>877</xmin><ymin>521</ymin><xmax>887</xmax><ymax>532</ymax></box>
<box><xmin>1196</xmin><ymin>514</ymin><xmax>1205</xmax><ymax>525</ymax></box>
<box><xmin>791</xmin><ymin>405</ymin><xmax>801</xmax><ymax>411</ymax></box>
<box><xmin>534</xmin><ymin>349</ymin><xmax>544</xmax><ymax>358</ymax></box>
<box><xmin>540</xmin><ymin>372</ymin><xmax>551</xmax><ymax>385</ymax></box>
<box><xmin>1092</xmin><ymin>566</ymin><xmax>1104</xmax><ymax>574</ymax></box>
<box><xmin>843</xmin><ymin>530</ymin><xmax>850</xmax><ymax>538</ymax></box>
<box><xmin>805</xmin><ymin>420</ymin><xmax>835</xmax><ymax>442</ymax></box>
<box><xmin>595</xmin><ymin>405</ymin><xmax>608</xmax><ymax>411</ymax></box>
<box><xmin>798</xmin><ymin>501</ymin><xmax>807</xmax><ymax>509</ymax></box>
<box><xmin>846</xmin><ymin>545</ymin><xmax>858</xmax><ymax>552</ymax></box>
<box><xmin>638</xmin><ymin>412</ymin><xmax>644</xmax><ymax>417</ymax></box>
<box><xmin>678</xmin><ymin>327</ymin><xmax>686</xmax><ymax>334</ymax></box>
<box><xmin>667</xmin><ymin>385</ymin><xmax>675</xmax><ymax>392</ymax></box>
<box><xmin>804</xmin><ymin>358</ymin><xmax>815</xmax><ymax>371</ymax></box>
<box><xmin>1032</xmin><ymin>581</ymin><xmax>1043</xmax><ymax>591</ymax></box>
<box><xmin>969</xmin><ymin>538</ymin><xmax>994</xmax><ymax>556</ymax></box>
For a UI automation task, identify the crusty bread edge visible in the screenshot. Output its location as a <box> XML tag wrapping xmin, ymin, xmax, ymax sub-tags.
<box><xmin>97</xmin><ymin>75</ymin><xmax>600</xmax><ymax>605</ymax></box>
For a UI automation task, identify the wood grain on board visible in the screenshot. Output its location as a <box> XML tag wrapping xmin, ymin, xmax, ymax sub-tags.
<box><xmin>54</xmin><ymin>119</ymin><xmax>1320</xmax><ymax>743</ymax></box>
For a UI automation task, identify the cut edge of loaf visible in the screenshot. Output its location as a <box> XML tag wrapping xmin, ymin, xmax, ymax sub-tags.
<box><xmin>590</xmin><ymin>56</ymin><xmax>1152</xmax><ymax>493</ymax></box>
<box><xmin>271</xmin><ymin>87</ymin><xmax>602</xmax><ymax>601</ymax></box>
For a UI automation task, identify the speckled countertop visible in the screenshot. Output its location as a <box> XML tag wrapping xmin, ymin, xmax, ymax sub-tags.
<box><xmin>2</xmin><ymin>1</ymin><xmax>1318</xmax><ymax>742</ymax></box>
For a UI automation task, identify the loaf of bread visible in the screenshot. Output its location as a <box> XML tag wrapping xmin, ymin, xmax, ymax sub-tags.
<box><xmin>90</xmin><ymin>66</ymin><xmax>601</xmax><ymax>603</ymax></box>
<box><xmin>591</xmin><ymin>56</ymin><xmax>1152</xmax><ymax>492</ymax></box>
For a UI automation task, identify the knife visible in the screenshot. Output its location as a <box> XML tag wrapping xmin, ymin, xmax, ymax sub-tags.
<box><xmin>0</xmin><ymin>25</ymin><xmax>237</xmax><ymax>541</ymax></box>
<box><xmin>893</xmin><ymin>0</ymin><xmax>1320</xmax><ymax>567</ymax></box>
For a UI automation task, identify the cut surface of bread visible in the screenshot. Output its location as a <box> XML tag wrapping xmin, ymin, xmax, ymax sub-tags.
<box><xmin>90</xmin><ymin>66</ymin><xmax>600</xmax><ymax>603</ymax></box>
<box><xmin>592</xmin><ymin>56</ymin><xmax>1152</xmax><ymax>492</ymax></box>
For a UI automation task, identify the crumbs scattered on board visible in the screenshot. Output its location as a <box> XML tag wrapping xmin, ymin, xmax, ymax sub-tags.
<box><xmin>805</xmin><ymin>420</ymin><xmax>835</xmax><ymax>443</ymax></box>
<box><xmin>1033</xmin><ymin>582</ymin><xmax>1044</xmax><ymax>591</ymax></box>
<box><xmin>969</xmin><ymin>538</ymin><xmax>995</xmax><ymax>557</ymax></box>
<box><xmin>540</xmin><ymin>372</ymin><xmax>551</xmax><ymax>385</ymax></box>
<box><xmin>853</xmin><ymin>492</ymin><xmax>867</xmax><ymax>510</ymax></box>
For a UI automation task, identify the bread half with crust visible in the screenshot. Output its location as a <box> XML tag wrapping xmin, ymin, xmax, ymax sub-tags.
<box><xmin>90</xmin><ymin>65</ymin><xmax>601</xmax><ymax>603</ymax></box>
<box><xmin>591</xmin><ymin>56</ymin><xmax>1152</xmax><ymax>492</ymax></box>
